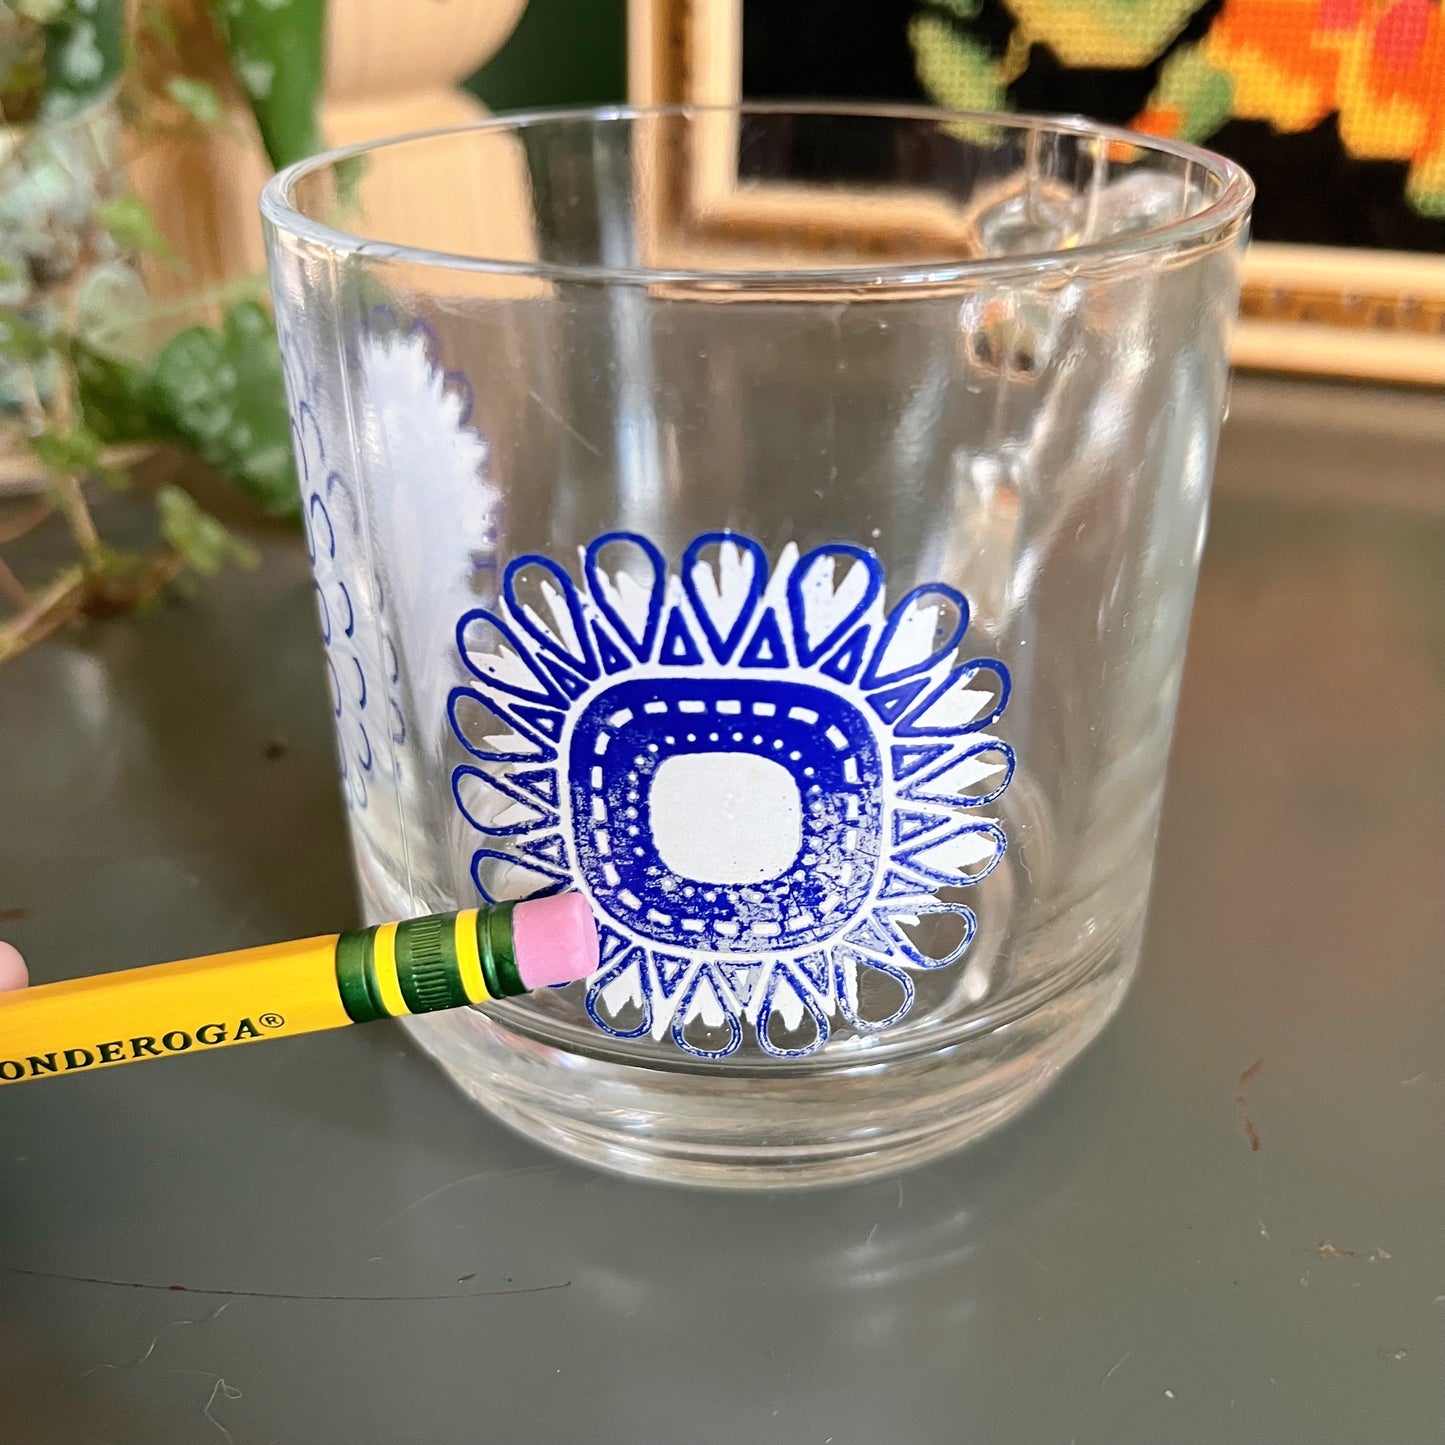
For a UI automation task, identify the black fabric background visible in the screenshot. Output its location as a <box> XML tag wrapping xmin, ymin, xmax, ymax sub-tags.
<box><xmin>741</xmin><ymin>0</ymin><xmax>1445</xmax><ymax>251</ymax></box>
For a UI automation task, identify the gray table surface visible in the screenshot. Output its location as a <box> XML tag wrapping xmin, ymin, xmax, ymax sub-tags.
<box><xmin>1</xmin><ymin>376</ymin><xmax>1441</xmax><ymax>1445</ymax></box>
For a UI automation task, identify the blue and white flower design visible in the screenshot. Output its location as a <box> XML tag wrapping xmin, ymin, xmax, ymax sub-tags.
<box><xmin>282</xmin><ymin>324</ymin><xmax>406</xmax><ymax>810</ymax></box>
<box><xmin>447</xmin><ymin>533</ymin><xmax>1015</xmax><ymax>1060</ymax></box>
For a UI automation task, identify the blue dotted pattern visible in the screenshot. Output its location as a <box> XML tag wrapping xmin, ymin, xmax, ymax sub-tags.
<box><xmin>568</xmin><ymin>677</ymin><xmax>882</xmax><ymax>953</ymax></box>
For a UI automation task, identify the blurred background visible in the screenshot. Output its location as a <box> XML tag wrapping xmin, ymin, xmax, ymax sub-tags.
<box><xmin>0</xmin><ymin>0</ymin><xmax>1438</xmax><ymax>659</ymax></box>
<box><xmin>0</xmin><ymin>0</ymin><xmax>622</xmax><ymax>661</ymax></box>
<box><xmin>468</xmin><ymin>0</ymin><xmax>623</xmax><ymax>110</ymax></box>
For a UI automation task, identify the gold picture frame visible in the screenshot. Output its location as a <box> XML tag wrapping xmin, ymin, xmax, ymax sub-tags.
<box><xmin>630</xmin><ymin>0</ymin><xmax>1445</xmax><ymax>384</ymax></box>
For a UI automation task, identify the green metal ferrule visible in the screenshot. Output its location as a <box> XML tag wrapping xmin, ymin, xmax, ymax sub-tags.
<box><xmin>477</xmin><ymin>901</ymin><xmax>524</xmax><ymax>998</ymax></box>
<box><xmin>334</xmin><ymin>904</ymin><xmax>525</xmax><ymax>1025</ymax></box>
<box><xmin>335</xmin><ymin>925</ymin><xmax>385</xmax><ymax>1024</ymax></box>
<box><xmin>394</xmin><ymin>913</ymin><xmax>470</xmax><ymax>1014</ymax></box>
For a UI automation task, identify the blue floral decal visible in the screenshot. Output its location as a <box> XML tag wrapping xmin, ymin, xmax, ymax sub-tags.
<box><xmin>447</xmin><ymin>533</ymin><xmax>1014</xmax><ymax>1059</ymax></box>
<box><xmin>281</xmin><ymin>326</ymin><xmax>405</xmax><ymax>810</ymax></box>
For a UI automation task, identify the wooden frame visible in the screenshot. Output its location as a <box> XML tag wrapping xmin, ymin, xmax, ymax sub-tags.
<box><xmin>630</xmin><ymin>0</ymin><xmax>1445</xmax><ymax>384</ymax></box>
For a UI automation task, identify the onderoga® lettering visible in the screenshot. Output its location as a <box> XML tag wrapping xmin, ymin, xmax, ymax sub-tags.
<box><xmin>0</xmin><ymin>895</ymin><xmax>599</xmax><ymax>1085</ymax></box>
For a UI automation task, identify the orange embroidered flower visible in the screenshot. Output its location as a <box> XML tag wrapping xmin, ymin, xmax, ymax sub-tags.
<box><xmin>1339</xmin><ymin>0</ymin><xmax>1445</xmax><ymax>208</ymax></box>
<box><xmin>1138</xmin><ymin>0</ymin><xmax>1445</xmax><ymax>213</ymax></box>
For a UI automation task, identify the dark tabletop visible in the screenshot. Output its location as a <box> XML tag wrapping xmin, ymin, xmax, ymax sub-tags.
<box><xmin>0</xmin><ymin>376</ymin><xmax>1442</xmax><ymax>1445</ymax></box>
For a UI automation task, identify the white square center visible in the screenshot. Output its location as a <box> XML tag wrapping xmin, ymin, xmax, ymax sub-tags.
<box><xmin>648</xmin><ymin>751</ymin><xmax>803</xmax><ymax>885</ymax></box>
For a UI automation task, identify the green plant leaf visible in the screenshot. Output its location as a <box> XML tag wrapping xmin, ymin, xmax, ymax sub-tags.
<box><xmin>157</xmin><ymin>484</ymin><xmax>259</xmax><ymax>576</ymax></box>
<box><xmin>209</xmin><ymin>0</ymin><xmax>325</xmax><ymax>170</ymax></box>
<box><xmin>95</xmin><ymin>195</ymin><xmax>171</xmax><ymax>258</ymax></box>
<box><xmin>74</xmin><ymin>341</ymin><xmax>161</xmax><ymax>444</ymax></box>
<box><xmin>31</xmin><ymin>424</ymin><xmax>103</xmax><ymax>476</ymax></box>
<box><xmin>164</xmin><ymin>75</ymin><xmax>226</xmax><ymax>126</ymax></box>
<box><xmin>146</xmin><ymin>299</ymin><xmax>299</xmax><ymax>520</ymax></box>
<box><xmin>0</xmin><ymin>307</ymin><xmax>54</xmax><ymax>363</ymax></box>
<box><xmin>41</xmin><ymin>0</ymin><xmax>124</xmax><ymax>117</ymax></box>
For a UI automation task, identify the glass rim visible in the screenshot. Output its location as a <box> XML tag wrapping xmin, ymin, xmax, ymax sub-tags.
<box><xmin>260</xmin><ymin>101</ymin><xmax>1254</xmax><ymax>288</ymax></box>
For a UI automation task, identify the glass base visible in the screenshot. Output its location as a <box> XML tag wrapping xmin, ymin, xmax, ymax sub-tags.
<box><xmin>400</xmin><ymin>936</ymin><xmax>1138</xmax><ymax>1189</ymax></box>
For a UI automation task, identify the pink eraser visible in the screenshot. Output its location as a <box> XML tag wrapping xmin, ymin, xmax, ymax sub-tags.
<box><xmin>0</xmin><ymin>941</ymin><xmax>28</xmax><ymax>993</ymax></box>
<box><xmin>512</xmin><ymin>893</ymin><xmax>600</xmax><ymax>990</ymax></box>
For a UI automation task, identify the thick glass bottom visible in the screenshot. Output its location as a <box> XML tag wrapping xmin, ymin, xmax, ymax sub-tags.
<box><xmin>400</xmin><ymin>932</ymin><xmax>1138</xmax><ymax>1189</ymax></box>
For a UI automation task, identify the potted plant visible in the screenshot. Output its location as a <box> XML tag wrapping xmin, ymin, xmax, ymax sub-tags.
<box><xmin>0</xmin><ymin>0</ymin><xmax>530</xmax><ymax>662</ymax></box>
<box><xmin>0</xmin><ymin>0</ymin><xmax>314</xmax><ymax>661</ymax></box>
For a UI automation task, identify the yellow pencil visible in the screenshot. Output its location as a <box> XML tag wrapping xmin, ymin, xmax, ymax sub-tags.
<box><xmin>0</xmin><ymin>894</ymin><xmax>598</xmax><ymax>1086</ymax></box>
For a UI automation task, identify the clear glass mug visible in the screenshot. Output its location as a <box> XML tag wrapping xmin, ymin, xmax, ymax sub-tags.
<box><xmin>262</xmin><ymin>105</ymin><xmax>1251</xmax><ymax>1186</ymax></box>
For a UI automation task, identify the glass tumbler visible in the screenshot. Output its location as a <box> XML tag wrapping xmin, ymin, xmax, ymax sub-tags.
<box><xmin>262</xmin><ymin>105</ymin><xmax>1251</xmax><ymax>1187</ymax></box>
